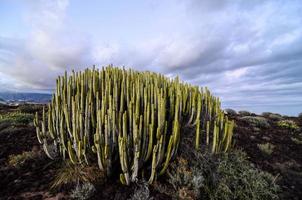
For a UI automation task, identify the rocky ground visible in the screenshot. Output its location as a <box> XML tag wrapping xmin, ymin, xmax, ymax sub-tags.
<box><xmin>0</xmin><ymin>104</ymin><xmax>301</xmax><ymax>200</ymax></box>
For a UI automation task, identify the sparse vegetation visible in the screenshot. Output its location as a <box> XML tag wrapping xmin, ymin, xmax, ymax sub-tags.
<box><xmin>257</xmin><ymin>143</ymin><xmax>275</xmax><ymax>156</ymax></box>
<box><xmin>167</xmin><ymin>150</ymin><xmax>279</xmax><ymax>200</ymax></box>
<box><xmin>241</xmin><ymin>116</ymin><xmax>270</xmax><ymax>128</ymax></box>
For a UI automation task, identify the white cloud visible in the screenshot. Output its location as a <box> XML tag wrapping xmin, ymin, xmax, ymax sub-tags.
<box><xmin>0</xmin><ymin>0</ymin><xmax>302</xmax><ymax>115</ymax></box>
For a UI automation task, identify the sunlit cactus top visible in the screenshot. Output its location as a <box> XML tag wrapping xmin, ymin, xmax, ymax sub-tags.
<box><xmin>33</xmin><ymin>65</ymin><xmax>234</xmax><ymax>185</ymax></box>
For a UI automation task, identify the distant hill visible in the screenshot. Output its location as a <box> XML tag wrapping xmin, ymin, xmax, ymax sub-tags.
<box><xmin>0</xmin><ymin>97</ymin><xmax>6</xmax><ymax>105</ymax></box>
<box><xmin>0</xmin><ymin>92</ymin><xmax>52</xmax><ymax>103</ymax></box>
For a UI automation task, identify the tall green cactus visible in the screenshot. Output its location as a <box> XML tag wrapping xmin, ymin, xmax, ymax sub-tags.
<box><xmin>34</xmin><ymin>65</ymin><xmax>234</xmax><ymax>185</ymax></box>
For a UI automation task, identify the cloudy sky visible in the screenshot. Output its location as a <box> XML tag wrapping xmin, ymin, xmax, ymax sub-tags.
<box><xmin>0</xmin><ymin>0</ymin><xmax>302</xmax><ymax>115</ymax></box>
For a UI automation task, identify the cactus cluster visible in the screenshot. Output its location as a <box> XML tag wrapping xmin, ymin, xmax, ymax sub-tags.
<box><xmin>33</xmin><ymin>66</ymin><xmax>234</xmax><ymax>185</ymax></box>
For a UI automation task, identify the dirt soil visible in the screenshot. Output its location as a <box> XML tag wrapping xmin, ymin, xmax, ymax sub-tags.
<box><xmin>0</xmin><ymin>104</ymin><xmax>301</xmax><ymax>199</ymax></box>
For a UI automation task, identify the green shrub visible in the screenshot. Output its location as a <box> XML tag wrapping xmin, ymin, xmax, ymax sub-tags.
<box><xmin>257</xmin><ymin>143</ymin><xmax>275</xmax><ymax>156</ymax></box>
<box><xmin>241</xmin><ymin>116</ymin><xmax>270</xmax><ymax>128</ymax></box>
<box><xmin>225</xmin><ymin>109</ymin><xmax>237</xmax><ymax>116</ymax></box>
<box><xmin>70</xmin><ymin>183</ymin><xmax>96</xmax><ymax>200</ymax></box>
<box><xmin>167</xmin><ymin>150</ymin><xmax>279</xmax><ymax>200</ymax></box>
<box><xmin>238</xmin><ymin>110</ymin><xmax>251</xmax><ymax>116</ymax></box>
<box><xmin>277</xmin><ymin>120</ymin><xmax>299</xmax><ymax>132</ymax></box>
<box><xmin>8</xmin><ymin>151</ymin><xmax>38</xmax><ymax>168</ymax></box>
<box><xmin>0</xmin><ymin>112</ymin><xmax>34</xmax><ymax>125</ymax></box>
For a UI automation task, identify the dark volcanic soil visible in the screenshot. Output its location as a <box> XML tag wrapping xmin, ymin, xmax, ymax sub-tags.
<box><xmin>0</xmin><ymin>104</ymin><xmax>301</xmax><ymax>199</ymax></box>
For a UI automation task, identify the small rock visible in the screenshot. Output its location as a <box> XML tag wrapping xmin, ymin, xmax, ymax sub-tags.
<box><xmin>262</xmin><ymin>136</ymin><xmax>270</xmax><ymax>141</ymax></box>
<box><xmin>14</xmin><ymin>179</ymin><xmax>21</xmax><ymax>183</ymax></box>
<box><xmin>31</xmin><ymin>194</ymin><xmax>43</xmax><ymax>200</ymax></box>
<box><xmin>32</xmin><ymin>145</ymin><xmax>40</xmax><ymax>152</ymax></box>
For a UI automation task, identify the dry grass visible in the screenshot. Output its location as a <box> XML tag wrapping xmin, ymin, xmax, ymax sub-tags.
<box><xmin>51</xmin><ymin>161</ymin><xmax>105</xmax><ymax>189</ymax></box>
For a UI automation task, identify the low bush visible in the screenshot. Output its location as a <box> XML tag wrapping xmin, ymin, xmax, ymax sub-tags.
<box><xmin>277</xmin><ymin>120</ymin><xmax>299</xmax><ymax>132</ymax></box>
<box><xmin>241</xmin><ymin>116</ymin><xmax>270</xmax><ymax>128</ymax></box>
<box><xmin>8</xmin><ymin>151</ymin><xmax>39</xmax><ymax>168</ymax></box>
<box><xmin>257</xmin><ymin>143</ymin><xmax>275</xmax><ymax>156</ymax></box>
<box><xmin>262</xmin><ymin>112</ymin><xmax>283</xmax><ymax>121</ymax></box>
<box><xmin>225</xmin><ymin>109</ymin><xmax>237</xmax><ymax>116</ymax></box>
<box><xmin>167</xmin><ymin>150</ymin><xmax>279</xmax><ymax>200</ymax></box>
<box><xmin>262</xmin><ymin>112</ymin><xmax>272</xmax><ymax>117</ymax></box>
<box><xmin>238</xmin><ymin>110</ymin><xmax>251</xmax><ymax>116</ymax></box>
<box><xmin>70</xmin><ymin>183</ymin><xmax>96</xmax><ymax>200</ymax></box>
<box><xmin>0</xmin><ymin>112</ymin><xmax>34</xmax><ymax>125</ymax></box>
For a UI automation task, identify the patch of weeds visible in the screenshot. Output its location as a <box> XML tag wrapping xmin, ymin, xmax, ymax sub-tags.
<box><xmin>277</xmin><ymin>120</ymin><xmax>299</xmax><ymax>132</ymax></box>
<box><xmin>8</xmin><ymin>151</ymin><xmax>39</xmax><ymax>168</ymax></box>
<box><xmin>52</xmin><ymin>161</ymin><xmax>105</xmax><ymax>189</ymax></box>
<box><xmin>238</xmin><ymin>110</ymin><xmax>251</xmax><ymax>116</ymax></box>
<box><xmin>241</xmin><ymin>116</ymin><xmax>270</xmax><ymax>128</ymax></box>
<box><xmin>167</xmin><ymin>150</ymin><xmax>279</xmax><ymax>200</ymax></box>
<box><xmin>70</xmin><ymin>182</ymin><xmax>96</xmax><ymax>200</ymax></box>
<box><xmin>257</xmin><ymin>143</ymin><xmax>275</xmax><ymax>156</ymax></box>
<box><xmin>0</xmin><ymin>112</ymin><xmax>34</xmax><ymax>125</ymax></box>
<box><xmin>128</xmin><ymin>181</ymin><xmax>154</xmax><ymax>200</ymax></box>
